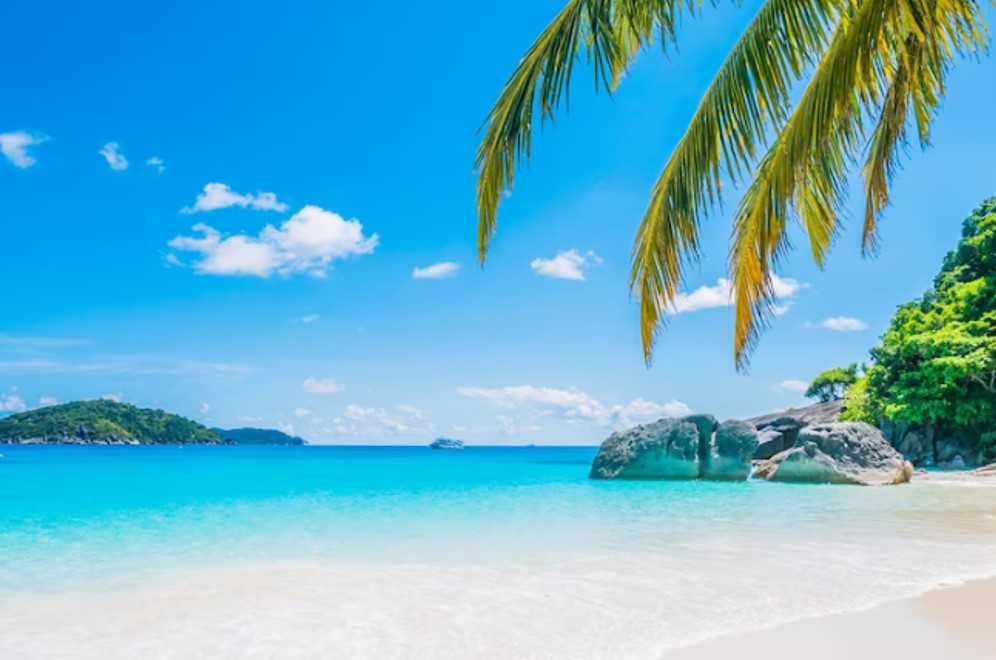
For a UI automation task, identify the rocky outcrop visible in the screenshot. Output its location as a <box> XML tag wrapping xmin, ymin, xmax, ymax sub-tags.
<box><xmin>879</xmin><ymin>419</ymin><xmax>980</xmax><ymax>468</ymax></box>
<box><xmin>589</xmin><ymin>415</ymin><xmax>758</xmax><ymax>481</ymax></box>
<box><xmin>754</xmin><ymin>422</ymin><xmax>914</xmax><ymax>486</ymax></box>
<box><xmin>747</xmin><ymin>401</ymin><xmax>842</xmax><ymax>461</ymax></box>
<box><xmin>701</xmin><ymin>420</ymin><xmax>759</xmax><ymax>480</ymax></box>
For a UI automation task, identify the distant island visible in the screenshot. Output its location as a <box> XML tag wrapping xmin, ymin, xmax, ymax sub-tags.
<box><xmin>430</xmin><ymin>438</ymin><xmax>464</xmax><ymax>450</ymax></box>
<box><xmin>0</xmin><ymin>400</ymin><xmax>221</xmax><ymax>445</ymax></box>
<box><xmin>212</xmin><ymin>427</ymin><xmax>307</xmax><ymax>446</ymax></box>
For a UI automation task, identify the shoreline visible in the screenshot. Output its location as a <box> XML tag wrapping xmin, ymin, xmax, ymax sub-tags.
<box><xmin>664</xmin><ymin>576</ymin><xmax>996</xmax><ymax>659</ymax></box>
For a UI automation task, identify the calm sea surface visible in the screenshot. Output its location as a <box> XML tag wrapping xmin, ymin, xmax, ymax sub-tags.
<box><xmin>2</xmin><ymin>445</ymin><xmax>996</xmax><ymax>659</ymax></box>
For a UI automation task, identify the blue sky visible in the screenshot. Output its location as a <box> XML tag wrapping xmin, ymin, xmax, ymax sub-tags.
<box><xmin>2</xmin><ymin>0</ymin><xmax>995</xmax><ymax>444</ymax></box>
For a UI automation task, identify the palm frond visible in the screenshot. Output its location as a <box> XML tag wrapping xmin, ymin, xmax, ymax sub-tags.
<box><xmin>475</xmin><ymin>1</ymin><xmax>705</xmax><ymax>262</ymax></box>
<box><xmin>631</xmin><ymin>0</ymin><xmax>846</xmax><ymax>362</ymax></box>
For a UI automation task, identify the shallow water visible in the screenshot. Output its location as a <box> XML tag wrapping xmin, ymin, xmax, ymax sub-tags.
<box><xmin>1</xmin><ymin>445</ymin><xmax>995</xmax><ymax>659</ymax></box>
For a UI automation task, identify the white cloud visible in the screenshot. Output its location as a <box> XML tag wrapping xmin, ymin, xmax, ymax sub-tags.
<box><xmin>0</xmin><ymin>393</ymin><xmax>26</xmax><ymax>412</ymax></box>
<box><xmin>38</xmin><ymin>396</ymin><xmax>58</xmax><ymax>407</ymax></box>
<box><xmin>0</xmin><ymin>132</ymin><xmax>48</xmax><ymax>168</ymax></box>
<box><xmin>330</xmin><ymin>404</ymin><xmax>435</xmax><ymax>438</ymax></box>
<box><xmin>169</xmin><ymin>205</ymin><xmax>378</xmax><ymax>278</ymax></box>
<box><xmin>777</xmin><ymin>379</ymin><xmax>810</xmax><ymax>394</ymax></box>
<box><xmin>146</xmin><ymin>156</ymin><xmax>165</xmax><ymax>174</ymax></box>
<box><xmin>300</xmin><ymin>314</ymin><xmax>320</xmax><ymax>324</ymax></box>
<box><xmin>101</xmin><ymin>393</ymin><xmax>123</xmax><ymax>403</ymax></box>
<box><xmin>180</xmin><ymin>182</ymin><xmax>288</xmax><ymax>214</ymax></box>
<box><xmin>278</xmin><ymin>421</ymin><xmax>296</xmax><ymax>436</ymax></box>
<box><xmin>457</xmin><ymin>385</ymin><xmax>690</xmax><ymax>429</ymax></box>
<box><xmin>294</xmin><ymin>408</ymin><xmax>312</xmax><ymax>417</ymax></box>
<box><xmin>670</xmin><ymin>275</ymin><xmax>805</xmax><ymax>315</ymax></box>
<box><xmin>530</xmin><ymin>249</ymin><xmax>601</xmax><ymax>281</ymax></box>
<box><xmin>302</xmin><ymin>376</ymin><xmax>344</xmax><ymax>394</ymax></box>
<box><xmin>820</xmin><ymin>316</ymin><xmax>869</xmax><ymax>331</ymax></box>
<box><xmin>200</xmin><ymin>402</ymin><xmax>211</xmax><ymax>414</ymax></box>
<box><xmin>99</xmin><ymin>142</ymin><xmax>129</xmax><ymax>171</ymax></box>
<box><xmin>413</xmin><ymin>262</ymin><xmax>460</xmax><ymax>279</ymax></box>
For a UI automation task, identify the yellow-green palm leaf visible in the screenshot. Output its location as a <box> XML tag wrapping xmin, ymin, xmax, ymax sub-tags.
<box><xmin>476</xmin><ymin>0</ymin><xmax>992</xmax><ymax>369</ymax></box>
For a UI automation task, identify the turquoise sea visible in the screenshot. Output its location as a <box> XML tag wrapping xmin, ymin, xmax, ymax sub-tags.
<box><xmin>2</xmin><ymin>445</ymin><xmax>996</xmax><ymax>659</ymax></box>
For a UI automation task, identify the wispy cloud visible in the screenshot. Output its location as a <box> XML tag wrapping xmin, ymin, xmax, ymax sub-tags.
<box><xmin>670</xmin><ymin>275</ymin><xmax>805</xmax><ymax>315</ymax></box>
<box><xmin>302</xmin><ymin>376</ymin><xmax>344</xmax><ymax>394</ymax></box>
<box><xmin>457</xmin><ymin>384</ymin><xmax>690</xmax><ymax>429</ymax></box>
<box><xmin>146</xmin><ymin>156</ymin><xmax>165</xmax><ymax>174</ymax></box>
<box><xmin>169</xmin><ymin>206</ymin><xmax>378</xmax><ymax>278</ymax></box>
<box><xmin>180</xmin><ymin>183</ymin><xmax>287</xmax><ymax>214</ymax></box>
<box><xmin>413</xmin><ymin>262</ymin><xmax>460</xmax><ymax>279</ymax></box>
<box><xmin>99</xmin><ymin>142</ymin><xmax>129</xmax><ymax>171</ymax></box>
<box><xmin>0</xmin><ymin>356</ymin><xmax>252</xmax><ymax>379</ymax></box>
<box><xmin>776</xmin><ymin>379</ymin><xmax>809</xmax><ymax>394</ymax></box>
<box><xmin>0</xmin><ymin>132</ymin><xmax>48</xmax><ymax>168</ymax></box>
<box><xmin>0</xmin><ymin>335</ymin><xmax>87</xmax><ymax>348</ymax></box>
<box><xmin>328</xmin><ymin>404</ymin><xmax>435</xmax><ymax>438</ymax></box>
<box><xmin>0</xmin><ymin>392</ymin><xmax>27</xmax><ymax>413</ymax></box>
<box><xmin>531</xmin><ymin>249</ymin><xmax>602</xmax><ymax>281</ymax></box>
<box><xmin>820</xmin><ymin>316</ymin><xmax>868</xmax><ymax>331</ymax></box>
<box><xmin>300</xmin><ymin>314</ymin><xmax>320</xmax><ymax>324</ymax></box>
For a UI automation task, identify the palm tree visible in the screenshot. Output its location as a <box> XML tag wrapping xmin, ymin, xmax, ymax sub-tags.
<box><xmin>475</xmin><ymin>0</ymin><xmax>990</xmax><ymax>370</ymax></box>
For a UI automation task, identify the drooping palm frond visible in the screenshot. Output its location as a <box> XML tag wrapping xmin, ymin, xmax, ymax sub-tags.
<box><xmin>475</xmin><ymin>1</ymin><xmax>707</xmax><ymax>261</ymax></box>
<box><xmin>630</xmin><ymin>0</ymin><xmax>847</xmax><ymax>362</ymax></box>
<box><xmin>475</xmin><ymin>0</ymin><xmax>992</xmax><ymax>370</ymax></box>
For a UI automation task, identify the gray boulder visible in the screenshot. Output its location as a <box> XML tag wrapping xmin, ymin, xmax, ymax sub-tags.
<box><xmin>747</xmin><ymin>403</ymin><xmax>840</xmax><ymax>461</ymax></box>
<box><xmin>589</xmin><ymin>417</ymin><xmax>707</xmax><ymax>479</ymax></box>
<box><xmin>701</xmin><ymin>420</ymin><xmax>759</xmax><ymax>480</ymax></box>
<box><xmin>754</xmin><ymin>422</ymin><xmax>914</xmax><ymax>486</ymax></box>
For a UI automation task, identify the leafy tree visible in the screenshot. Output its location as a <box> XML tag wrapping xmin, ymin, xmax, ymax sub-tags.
<box><xmin>0</xmin><ymin>400</ymin><xmax>220</xmax><ymax>444</ymax></box>
<box><xmin>860</xmin><ymin>198</ymin><xmax>996</xmax><ymax>456</ymax></box>
<box><xmin>474</xmin><ymin>1</ymin><xmax>990</xmax><ymax>369</ymax></box>
<box><xmin>806</xmin><ymin>364</ymin><xmax>859</xmax><ymax>402</ymax></box>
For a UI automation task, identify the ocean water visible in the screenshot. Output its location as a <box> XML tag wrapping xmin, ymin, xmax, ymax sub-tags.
<box><xmin>1</xmin><ymin>445</ymin><xmax>996</xmax><ymax>660</ymax></box>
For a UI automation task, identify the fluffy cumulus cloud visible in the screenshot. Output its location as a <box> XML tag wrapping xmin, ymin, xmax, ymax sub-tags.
<box><xmin>200</xmin><ymin>402</ymin><xmax>211</xmax><ymax>414</ymax></box>
<box><xmin>146</xmin><ymin>156</ymin><xmax>165</xmax><ymax>174</ymax></box>
<box><xmin>168</xmin><ymin>205</ymin><xmax>378</xmax><ymax>278</ymax></box>
<box><xmin>670</xmin><ymin>275</ymin><xmax>805</xmax><ymax>315</ymax></box>
<box><xmin>101</xmin><ymin>393</ymin><xmax>123</xmax><ymax>403</ymax></box>
<box><xmin>181</xmin><ymin>183</ymin><xmax>288</xmax><ymax>214</ymax></box>
<box><xmin>302</xmin><ymin>376</ymin><xmax>344</xmax><ymax>394</ymax></box>
<box><xmin>0</xmin><ymin>131</ymin><xmax>48</xmax><ymax>168</ymax></box>
<box><xmin>820</xmin><ymin>316</ymin><xmax>869</xmax><ymax>331</ymax></box>
<box><xmin>0</xmin><ymin>392</ymin><xmax>27</xmax><ymax>412</ymax></box>
<box><xmin>412</xmin><ymin>262</ymin><xmax>460</xmax><ymax>279</ymax></box>
<box><xmin>38</xmin><ymin>396</ymin><xmax>58</xmax><ymax>407</ymax></box>
<box><xmin>98</xmin><ymin>142</ymin><xmax>129</xmax><ymax>171</ymax></box>
<box><xmin>777</xmin><ymin>379</ymin><xmax>810</xmax><ymax>394</ymax></box>
<box><xmin>530</xmin><ymin>249</ymin><xmax>602</xmax><ymax>281</ymax></box>
<box><xmin>328</xmin><ymin>404</ymin><xmax>435</xmax><ymax>438</ymax></box>
<box><xmin>457</xmin><ymin>385</ymin><xmax>691</xmax><ymax>429</ymax></box>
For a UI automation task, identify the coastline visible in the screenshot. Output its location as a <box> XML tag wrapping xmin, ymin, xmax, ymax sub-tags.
<box><xmin>665</xmin><ymin>577</ymin><xmax>996</xmax><ymax>659</ymax></box>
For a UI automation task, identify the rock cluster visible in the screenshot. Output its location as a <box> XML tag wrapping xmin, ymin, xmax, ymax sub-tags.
<box><xmin>589</xmin><ymin>415</ymin><xmax>758</xmax><ymax>481</ymax></box>
<box><xmin>753</xmin><ymin>422</ymin><xmax>914</xmax><ymax>486</ymax></box>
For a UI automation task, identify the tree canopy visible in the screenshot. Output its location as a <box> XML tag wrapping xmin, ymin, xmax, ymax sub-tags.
<box><xmin>474</xmin><ymin>0</ymin><xmax>991</xmax><ymax>369</ymax></box>
<box><xmin>845</xmin><ymin>198</ymin><xmax>996</xmax><ymax>457</ymax></box>
<box><xmin>806</xmin><ymin>364</ymin><xmax>859</xmax><ymax>402</ymax></box>
<box><xmin>0</xmin><ymin>400</ymin><xmax>220</xmax><ymax>444</ymax></box>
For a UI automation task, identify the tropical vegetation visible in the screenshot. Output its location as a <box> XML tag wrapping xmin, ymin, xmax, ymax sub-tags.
<box><xmin>0</xmin><ymin>400</ymin><xmax>220</xmax><ymax>444</ymax></box>
<box><xmin>805</xmin><ymin>364</ymin><xmax>859</xmax><ymax>402</ymax></box>
<box><xmin>475</xmin><ymin>0</ymin><xmax>992</xmax><ymax>369</ymax></box>
<box><xmin>213</xmin><ymin>427</ymin><xmax>307</xmax><ymax>445</ymax></box>
<box><xmin>843</xmin><ymin>198</ymin><xmax>996</xmax><ymax>458</ymax></box>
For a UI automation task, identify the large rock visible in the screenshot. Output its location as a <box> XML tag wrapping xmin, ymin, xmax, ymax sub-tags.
<box><xmin>590</xmin><ymin>417</ymin><xmax>707</xmax><ymax>479</ymax></box>
<box><xmin>701</xmin><ymin>420</ymin><xmax>759</xmax><ymax>480</ymax></box>
<box><xmin>747</xmin><ymin>402</ymin><xmax>841</xmax><ymax>461</ymax></box>
<box><xmin>754</xmin><ymin>422</ymin><xmax>914</xmax><ymax>486</ymax></box>
<box><xmin>589</xmin><ymin>415</ymin><xmax>760</xmax><ymax>481</ymax></box>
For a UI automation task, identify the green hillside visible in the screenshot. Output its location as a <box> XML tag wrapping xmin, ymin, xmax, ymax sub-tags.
<box><xmin>213</xmin><ymin>427</ymin><xmax>307</xmax><ymax>445</ymax></box>
<box><xmin>0</xmin><ymin>400</ymin><xmax>221</xmax><ymax>444</ymax></box>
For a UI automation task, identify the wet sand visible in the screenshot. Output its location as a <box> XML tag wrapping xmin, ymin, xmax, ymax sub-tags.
<box><xmin>666</xmin><ymin>577</ymin><xmax>996</xmax><ymax>659</ymax></box>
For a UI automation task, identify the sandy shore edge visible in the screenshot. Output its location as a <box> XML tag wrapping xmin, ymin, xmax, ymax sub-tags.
<box><xmin>664</xmin><ymin>576</ymin><xmax>996</xmax><ymax>659</ymax></box>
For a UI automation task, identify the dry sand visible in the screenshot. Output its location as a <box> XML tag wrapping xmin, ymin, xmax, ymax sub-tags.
<box><xmin>665</xmin><ymin>577</ymin><xmax>996</xmax><ymax>659</ymax></box>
